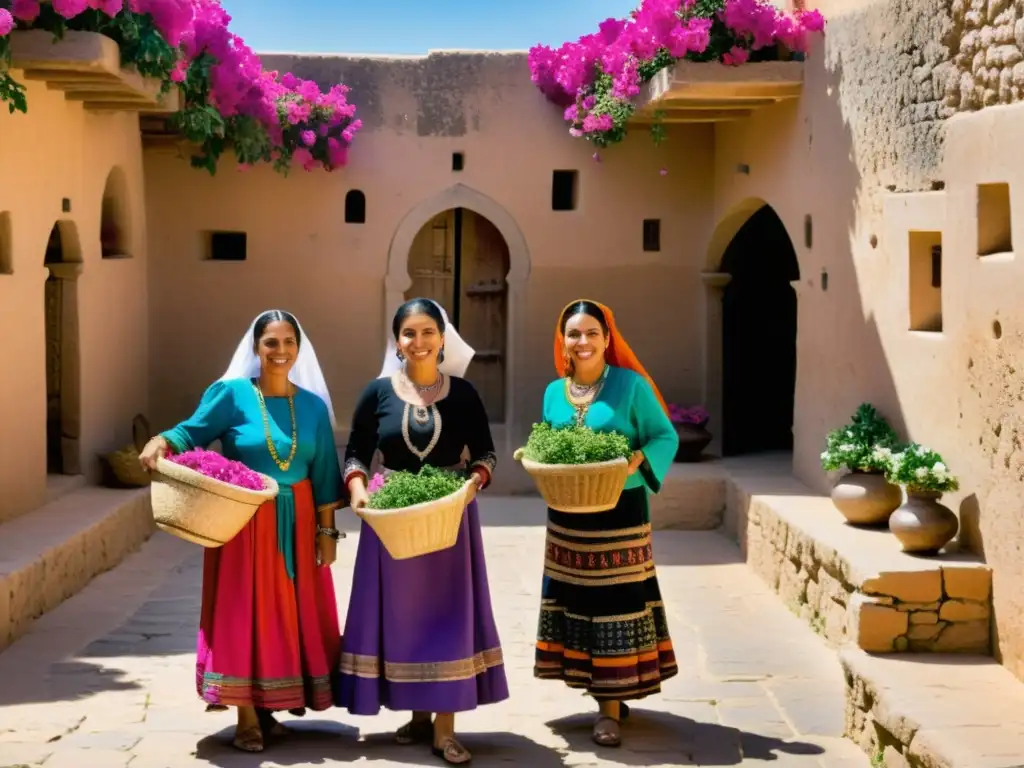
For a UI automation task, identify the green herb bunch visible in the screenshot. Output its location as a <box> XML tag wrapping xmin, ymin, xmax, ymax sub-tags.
<box><xmin>366</xmin><ymin>465</ymin><xmax>466</xmax><ymax>510</ymax></box>
<box><xmin>520</xmin><ymin>423</ymin><xmax>632</xmax><ymax>465</ymax></box>
<box><xmin>820</xmin><ymin>403</ymin><xmax>902</xmax><ymax>474</ymax></box>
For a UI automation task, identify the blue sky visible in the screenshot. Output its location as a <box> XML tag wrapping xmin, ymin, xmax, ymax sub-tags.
<box><xmin>220</xmin><ymin>0</ymin><xmax>634</xmax><ymax>55</ymax></box>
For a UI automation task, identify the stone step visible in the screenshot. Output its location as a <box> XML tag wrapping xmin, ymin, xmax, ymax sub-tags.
<box><xmin>723</xmin><ymin>457</ymin><xmax>992</xmax><ymax>654</ymax></box>
<box><xmin>0</xmin><ymin>486</ymin><xmax>153</xmax><ymax>652</ymax></box>
<box><xmin>841</xmin><ymin>647</ymin><xmax>1024</xmax><ymax>767</ymax></box>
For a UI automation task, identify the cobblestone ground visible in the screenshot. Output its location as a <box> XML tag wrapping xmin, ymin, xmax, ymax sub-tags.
<box><xmin>0</xmin><ymin>499</ymin><xmax>868</xmax><ymax>768</ymax></box>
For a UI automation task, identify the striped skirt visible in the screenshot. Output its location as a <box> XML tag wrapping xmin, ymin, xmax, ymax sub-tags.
<box><xmin>534</xmin><ymin>487</ymin><xmax>677</xmax><ymax>701</ymax></box>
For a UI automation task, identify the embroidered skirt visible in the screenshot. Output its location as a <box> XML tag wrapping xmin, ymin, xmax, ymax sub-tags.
<box><xmin>335</xmin><ymin>498</ymin><xmax>509</xmax><ymax>714</ymax></box>
<box><xmin>196</xmin><ymin>479</ymin><xmax>341</xmax><ymax>711</ymax></box>
<box><xmin>534</xmin><ymin>486</ymin><xmax>677</xmax><ymax>700</ymax></box>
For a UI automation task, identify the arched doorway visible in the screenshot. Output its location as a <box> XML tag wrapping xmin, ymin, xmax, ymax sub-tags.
<box><xmin>719</xmin><ymin>204</ymin><xmax>799</xmax><ymax>456</ymax></box>
<box><xmin>43</xmin><ymin>221</ymin><xmax>83</xmax><ymax>475</ymax></box>
<box><xmin>406</xmin><ymin>208</ymin><xmax>511</xmax><ymax>421</ymax></box>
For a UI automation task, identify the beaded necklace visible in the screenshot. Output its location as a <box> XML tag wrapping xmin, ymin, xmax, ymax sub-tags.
<box><xmin>253</xmin><ymin>382</ymin><xmax>298</xmax><ymax>472</ymax></box>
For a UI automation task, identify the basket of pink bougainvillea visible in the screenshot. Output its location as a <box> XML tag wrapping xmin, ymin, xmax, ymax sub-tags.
<box><xmin>151</xmin><ymin>449</ymin><xmax>279</xmax><ymax>547</ymax></box>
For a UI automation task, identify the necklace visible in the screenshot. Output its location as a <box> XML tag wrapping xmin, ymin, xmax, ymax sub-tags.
<box><xmin>403</xmin><ymin>368</ymin><xmax>443</xmax><ymax>425</ymax></box>
<box><xmin>402</xmin><ymin>402</ymin><xmax>442</xmax><ymax>460</ymax></box>
<box><xmin>565</xmin><ymin>366</ymin><xmax>609</xmax><ymax>427</ymax></box>
<box><xmin>253</xmin><ymin>382</ymin><xmax>298</xmax><ymax>472</ymax></box>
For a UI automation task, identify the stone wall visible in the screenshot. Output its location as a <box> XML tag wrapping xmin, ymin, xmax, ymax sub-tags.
<box><xmin>732</xmin><ymin>474</ymin><xmax>992</xmax><ymax>654</ymax></box>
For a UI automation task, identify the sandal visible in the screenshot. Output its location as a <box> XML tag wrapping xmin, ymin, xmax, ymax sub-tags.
<box><xmin>395</xmin><ymin>718</ymin><xmax>434</xmax><ymax>745</ymax></box>
<box><xmin>432</xmin><ymin>735</ymin><xmax>472</xmax><ymax>764</ymax></box>
<box><xmin>232</xmin><ymin>724</ymin><xmax>264</xmax><ymax>753</ymax></box>
<box><xmin>592</xmin><ymin>715</ymin><xmax>621</xmax><ymax>748</ymax></box>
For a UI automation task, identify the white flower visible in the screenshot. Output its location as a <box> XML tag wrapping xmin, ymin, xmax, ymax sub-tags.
<box><xmin>915</xmin><ymin>445</ymin><xmax>927</xmax><ymax>456</ymax></box>
<box><xmin>839</xmin><ymin>443</ymin><xmax>855</xmax><ymax>452</ymax></box>
<box><xmin>933</xmin><ymin>462</ymin><xmax>946</xmax><ymax>474</ymax></box>
<box><xmin>915</xmin><ymin>467</ymin><xmax>928</xmax><ymax>479</ymax></box>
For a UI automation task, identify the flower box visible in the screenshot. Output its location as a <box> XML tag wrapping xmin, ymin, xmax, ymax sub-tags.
<box><xmin>8</xmin><ymin>30</ymin><xmax>177</xmax><ymax>112</ymax></box>
<box><xmin>632</xmin><ymin>60</ymin><xmax>804</xmax><ymax>124</ymax></box>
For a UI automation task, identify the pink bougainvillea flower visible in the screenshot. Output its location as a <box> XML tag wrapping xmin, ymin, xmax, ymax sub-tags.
<box><xmin>10</xmin><ymin>0</ymin><xmax>40</xmax><ymax>22</ymax></box>
<box><xmin>368</xmin><ymin>473</ymin><xmax>386</xmax><ymax>493</ymax></box>
<box><xmin>0</xmin><ymin>9</ymin><xmax>14</xmax><ymax>36</ymax></box>
<box><xmin>167</xmin><ymin>448</ymin><xmax>266</xmax><ymax>490</ymax></box>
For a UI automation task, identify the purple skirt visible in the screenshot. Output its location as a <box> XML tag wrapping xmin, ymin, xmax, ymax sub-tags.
<box><xmin>335</xmin><ymin>499</ymin><xmax>509</xmax><ymax>714</ymax></box>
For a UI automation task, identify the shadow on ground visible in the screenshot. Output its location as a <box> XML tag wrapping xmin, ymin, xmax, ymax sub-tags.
<box><xmin>546</xmin><ymin>708</ymin><xmax>825</xmax><ymax>766</ymax></box>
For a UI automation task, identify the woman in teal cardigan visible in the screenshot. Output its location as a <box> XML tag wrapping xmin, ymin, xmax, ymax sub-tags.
<box><xmin>533</xmin><ymin>299</ymin><xmax>679</xmax><ymax>749</ymax></box>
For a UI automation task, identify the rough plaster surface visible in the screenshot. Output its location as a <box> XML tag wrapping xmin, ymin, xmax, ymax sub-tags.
<box><xmin>261</xmin><ymin>51</ymin><xmax>524</xmax><ymax>137</ymax></box>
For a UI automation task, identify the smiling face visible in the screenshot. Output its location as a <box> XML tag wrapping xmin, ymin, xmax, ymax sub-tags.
<box><xmin>255</xmin><ymin>320</ymin><xmax>300</xmax><ymax>377</ymax></box>
<box><xmin>563</xmin><ymin>311</ymin><xmax>608</xmax><ymax>373</ymax></box>
<box><xmin>398</xmin><ymin>312</ymin><xmax>443</xmax><ymax>366</ymax></box>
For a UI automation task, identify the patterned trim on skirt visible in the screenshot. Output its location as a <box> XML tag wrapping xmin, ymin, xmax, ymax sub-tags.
<box><xmin>534</xmin><ymin>487</ymin><xmax>677</xmax><ymax>701</ymax></box>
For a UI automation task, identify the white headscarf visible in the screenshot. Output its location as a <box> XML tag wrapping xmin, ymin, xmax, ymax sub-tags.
<box><xmin>378</xmin><ymin>299</ymin><xmax>475</xmax><ymax>379</ymax></box>
<box><xmin>220</xmin><ymin>310</ymin><xmax>336</xmax><ymax>428</ymax></box>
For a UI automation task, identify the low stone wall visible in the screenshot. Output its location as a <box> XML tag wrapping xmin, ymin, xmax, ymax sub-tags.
<box><xmin>0</xmin><ymin>487</ymin><xmax>153</xmax><ymax>650</ymax></box>
<box><xmin>729</xmin><ymin>474</ymin><xmax>992</xmax><ymax>654</ymax></box>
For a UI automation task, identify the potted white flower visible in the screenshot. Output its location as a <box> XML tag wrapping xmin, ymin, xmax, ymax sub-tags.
<box><xmin>820</xmin><ymin>404</ymin><xmax>903</xmax><ymax>525</ymax></box>
<box><xmin>884</xmin><ymin>444</ymin><xmax>960</xmax><ymax>554</ymax></box>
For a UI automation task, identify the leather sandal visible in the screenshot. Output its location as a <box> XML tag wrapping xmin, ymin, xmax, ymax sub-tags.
<box><xmin>432</xmin><ymin>735</ymin><xmax>472</xmax><ymax>764</ymax></box>
<box><xmin>592</xmin><ymin>715</ymin><xmax>621</xmax><ymax>748</ymax></box>
<box><xmin>232</xmin><ymin>724</ymin><xmax>264</xmax><ymax>752</ymax></box>
<box><xmin>395</xmin><ymin>718</ymin><xmax>434</xmax><ymax>745</ymax></box>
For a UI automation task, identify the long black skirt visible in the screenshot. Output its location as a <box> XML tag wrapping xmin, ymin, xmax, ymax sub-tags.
<box><xmin>534</xmin><ymin>486</ymin><xmax>677</xmax><ymax>701</ymax></box>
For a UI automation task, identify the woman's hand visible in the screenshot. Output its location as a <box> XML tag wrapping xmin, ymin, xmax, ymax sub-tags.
<box><xmin>348</xmin><ymin>483</ymin><xmax>370</xmax><ymax>511</ymax></box>
<box><xmin>626</xmin><ymin>450</ymin><xmax>645</xmax><ymax>476</ymax></box>
<box><xmin>316</xmin><ymin>533</ymin><xmax>338</xmax><ymax>567</ymax></box>
<box><xmin>465</xmin><ymin>471</ymin><xmax>485</xmax><ymax>504</ymax></box>
<box><xmin>139</xmin><ymin>436</ymin><xmax>170</xmax><ymax>471</ymax></box>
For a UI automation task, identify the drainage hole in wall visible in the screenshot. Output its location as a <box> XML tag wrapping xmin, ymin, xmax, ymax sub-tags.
<box><xmin>993</xmin><ymin>320</ymin><xmax>1002</xmax><ymax>339</ymax></box>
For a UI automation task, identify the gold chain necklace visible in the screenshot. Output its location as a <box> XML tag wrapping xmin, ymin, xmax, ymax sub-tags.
<box><xmin>253</xmin><ymin>382</ymin><xmax>298</xmax><ymax>472</ymax></box>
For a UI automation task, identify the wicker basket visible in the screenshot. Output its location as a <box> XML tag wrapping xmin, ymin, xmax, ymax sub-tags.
<box><xmin>101</xmin><ymin>413</ymin><xmax>154</xmax><ymax>488</ymax></box>
<box><xmin>151</xmin><ymin>456</ymin><xmax>279</xmax><ymax>547</ymax></box>
<box><xmin>514</xmin><ymin>449</ymin><xmax>629</xmax><ymax>513</ymax></box>
<box><xmin>356</xmin><ymin>480</ymin><xmax>472</xmax><ymax>560</ymax></box>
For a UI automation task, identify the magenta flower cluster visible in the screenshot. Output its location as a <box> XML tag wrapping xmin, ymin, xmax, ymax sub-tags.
<box><xmin>528</xmin><ymin>0</ymin><xmax>824</xmax><ymax>143</ymax></box>
<box><xmin>0</xmin><ymin>0</ymin><xmax>361</xmax><ymax>171</ymax></box>
<box><xmin>168</xmin><ymin>447</ymin><xmax>267</xmax><ymax>491</ymax></box>
<box><xmin>668</xmin><ymin>404</ymin><xmax>709</xmax><ymax>426</ymax></box>
<box><xmin>367</xmin><ymin>472</ymin><xmax>386</xmax><ymax>493</ymax></box>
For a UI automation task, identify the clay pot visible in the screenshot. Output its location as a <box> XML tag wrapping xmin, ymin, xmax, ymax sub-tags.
<box><xmin>830</xmin><ymin>471</ymin><xmax>902</xmax><ymax>525</ymax></box>
<box><xmin>674</xmin><ymin>421</ymin><xmax>712</xmax><ymax>463</ymax></box>
<box><xmin>889</xmin><ymin>490</ymin><xmax>959</xmax><ymax>554</ymax></box>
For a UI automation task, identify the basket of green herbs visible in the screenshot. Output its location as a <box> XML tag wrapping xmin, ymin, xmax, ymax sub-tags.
<box><xmin>512</xmin><ymin>423</ymin><xmax>632</xmax><ymax>513</ymax></box>
<box><xmin>357</xmin><ymin>466</ymin><xmax>473</xmax><ymax>559</ymax></box>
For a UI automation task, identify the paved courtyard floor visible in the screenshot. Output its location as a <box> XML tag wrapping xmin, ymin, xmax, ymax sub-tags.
<box><xmin>0</xmin><ymin>498</ymin><xmax>868</xmax><ymax>767</ymax></box>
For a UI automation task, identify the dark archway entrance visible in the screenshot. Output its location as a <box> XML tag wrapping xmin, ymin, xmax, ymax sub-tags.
<box><xmin>720</xmin><ymin>205</ymin><xmax>799</xmax><ymax>456</ymax></box>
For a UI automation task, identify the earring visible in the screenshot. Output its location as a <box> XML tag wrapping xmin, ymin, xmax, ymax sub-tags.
<box><xmin>395</xmin><ymin>350</ymin><xmax>404</xmax><ymax>361</ymax></box>
<box><xmin>437</xmin><ymin>347</ymin><xmax>446</xmax><ymax>363</ymax></box>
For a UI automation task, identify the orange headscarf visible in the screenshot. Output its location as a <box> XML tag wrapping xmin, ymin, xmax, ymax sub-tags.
<box><xmin>553</xmin><ymin>299</ymin><xmax>669</xmax><ymax>414</ymax></box>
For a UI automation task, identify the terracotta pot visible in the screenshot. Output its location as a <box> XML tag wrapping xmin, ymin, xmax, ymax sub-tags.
<box><xmin>674</xmin><ymin>421</ymin><xmax>712</xmax><ymax>463</ymax></box>
<box><xmin>830</xmin><ymin>471</ymin><xmax>902</xmax><ymax>525</ymax></box>
<box><xmin>889</xmin><ymin>490</ymin><xmax>959</xmax><ymax>554</ymax></box>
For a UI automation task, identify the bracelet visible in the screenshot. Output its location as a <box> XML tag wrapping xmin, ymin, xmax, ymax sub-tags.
<box><xmin>317</xmin><ymin>525</ymin><xmax>344</xmax><ymax>540</ymax></box>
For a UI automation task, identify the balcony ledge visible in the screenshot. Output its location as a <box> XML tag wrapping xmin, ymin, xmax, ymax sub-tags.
<box><xmin>9</xmin><ymin>30</ymin><xmax>178</xmax><ymax>113</ymax></box>
<box><xmin>631</xmin><ymin>60</ymin><xmax>804</xmax><ymax>124</ymax></box>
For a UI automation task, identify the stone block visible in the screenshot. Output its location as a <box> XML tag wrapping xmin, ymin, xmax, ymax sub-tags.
<box><xmin>933</xmin><ymin>619</ymin><xmax>990</xmax><ymax>653</ymax></box>
<box><xmin>849</xmin><ymin>594</ymin><xmax>909</xmax><ymax>652</ymax></box>
<box><xmin>939</xmin><ymin>599</ymin><xmax>989</xmax><ymax>622</ymax></box>
<box><xmin>942</xmin><ymin>567</ymin><xmax>992</xmax><ymax>602</ymax></box>
<box><xmin>909</xmin><ymin>611</ymin><xmax>939</xmax><ymax>625</ymax></box>
<box><xmin>862</xmin><ymin>570</ymin><xmax>943</xmax><ymax>603</ymax></box>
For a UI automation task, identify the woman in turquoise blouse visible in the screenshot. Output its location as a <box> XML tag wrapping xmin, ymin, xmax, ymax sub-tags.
<box><xmin>533</xmin><ymin>299</ymin><xmax>679</xmax><ymax>749</ymax></box>
<box><xmin>139</xmin><ymin>310</ymin><xmax>344</xmax><ymax>753</ymax></box>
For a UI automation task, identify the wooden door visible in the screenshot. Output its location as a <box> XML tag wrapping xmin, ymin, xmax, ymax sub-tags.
<box><xmin>459</xmin><ymin>210</ymin><xmax>509</xmax><ymax>422</ymax></box>
<box><xmin>405</xmin><ymin>208</ymin><xmax>509</xmax><ymax>422</ymax></box>
<box><xmin>406</xmin><ymin>211</ymin><xmax>455</xmax><ymax>311</ymax></box>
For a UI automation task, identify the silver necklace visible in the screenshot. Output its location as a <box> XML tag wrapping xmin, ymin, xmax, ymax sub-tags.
<box><xmin>403</xmin><ymin>368</ymin><xmax>443</xmax><ymax>424</ymax></box>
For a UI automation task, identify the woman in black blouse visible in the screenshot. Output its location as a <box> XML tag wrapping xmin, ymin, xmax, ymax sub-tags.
<box><xmin>335</xmin><ymin>298</ymin><xmax>509</xmax><ymax>765</ymax></box>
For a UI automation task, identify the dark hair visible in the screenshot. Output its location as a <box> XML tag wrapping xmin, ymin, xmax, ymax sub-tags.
<box><xmin>392</xmin><ymin>298</ymin><xmax>446</xmax><ymax>339</ymax></box>
<box><xmin>560</xmin><ymin>300</ymin><xmax>609</xmax><ymax>335</ymax></box>
<box><xmin>253</xmin><ymin>310</ymin><xmax>302</xmax><ymax>348</ymax></box>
